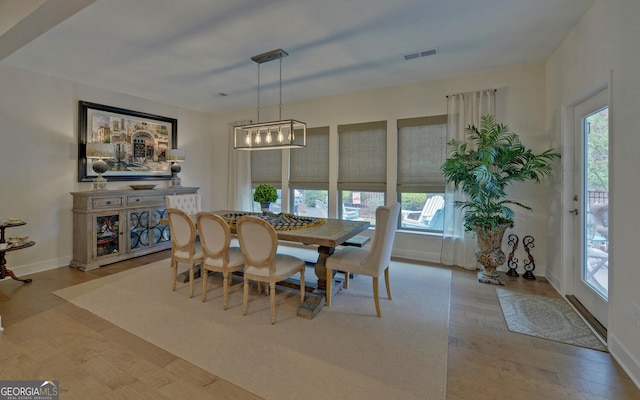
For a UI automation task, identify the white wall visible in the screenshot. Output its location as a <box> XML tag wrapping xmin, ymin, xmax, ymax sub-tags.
<box><xmin>546</xmin><ymin>0</ymin><xmax>640</xmax><ymax>386</ymax></box>
<box><xmin>0</xmin><ymin>64</ymin><xmax>212</xmax><ymax>277</ymax></box>
<box><xmin>210</xmin><ymin>63</ymin><xmax>554</xmax><ymax>270</ymax></box>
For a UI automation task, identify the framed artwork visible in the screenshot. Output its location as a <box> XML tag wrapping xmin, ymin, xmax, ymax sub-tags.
<box><xmin>78</xmin><ymin>101</ymin><xmax>178</xmax><ymax>182</ymax></box>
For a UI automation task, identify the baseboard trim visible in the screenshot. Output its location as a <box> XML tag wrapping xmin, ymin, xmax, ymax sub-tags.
<box><xmin>0</xmin><ymin>256</ymin><xmax>71</xmax><ymax>284</ymax></box>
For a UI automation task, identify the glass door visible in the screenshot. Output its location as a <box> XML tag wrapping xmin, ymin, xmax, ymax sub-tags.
<box><xmin>574</xmin><ymin>88</ymin><xmax>609</xmax><ymax>328</ymax></box>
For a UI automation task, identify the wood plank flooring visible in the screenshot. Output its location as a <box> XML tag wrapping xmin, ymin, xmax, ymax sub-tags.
<box><xmin>1</xmin><ymin>251</ymin><xmax>639</xmax><ymax>399</ymax></box>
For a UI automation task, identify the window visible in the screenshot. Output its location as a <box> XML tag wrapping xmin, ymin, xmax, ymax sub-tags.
<box><xmin>251</xmin><ymin>149</ymin><xmax>282</xmax><ymax>212</ymax></box>
<box><xmin>338</xmin><ymin>121</ymin><xmax>387</xmax><ymax>224</ymax></box>
<box><xmin>289</xmin><ymin>127</ymin><xmax>329</xmax><ymax>217</ymax></box>
<box><xmin>397</xmin><ymin>116</ymin><xmax>447</xmax><ymax>232</ymax></box>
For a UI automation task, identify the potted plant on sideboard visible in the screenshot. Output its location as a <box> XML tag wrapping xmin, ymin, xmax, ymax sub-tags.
<box><xmin>253</xmin><ymin>184</ymin><xmax>278</xmax><ymax>215</ymax></box>
<box><xmin>441</xmin><ymin>114</ymin><xmax>560</xmax><ymax>284</ymax></box>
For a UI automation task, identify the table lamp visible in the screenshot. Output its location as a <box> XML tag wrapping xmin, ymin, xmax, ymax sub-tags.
<box><xmin>86</xmin><ymin>142</ymin><xmax>115</xmax><ymax>191</ymax></box>
<box><xmin>166</xmin><ymin>149</ymin><xmax>185</xmax><ymax>187</ymax></box>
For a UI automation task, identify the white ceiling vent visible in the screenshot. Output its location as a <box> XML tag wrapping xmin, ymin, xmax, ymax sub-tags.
<box><xmin>403</xmin><ymin>48</ymin><xmax>438</xmax><ymax>61</ymax></box>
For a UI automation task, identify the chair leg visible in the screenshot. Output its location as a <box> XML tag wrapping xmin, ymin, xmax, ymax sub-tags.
<box><xmin>189</xmin><ymin>264</ymin><xmax>195</xmax><ymax>298</ymax></box>
<box><xmin>223</xmin><ymin>272</ymin><xmax>229</xmax><ymax>310</ymax></box>
<box><xmin>384</xmin><ymin>267</ymin><xmax>392</xmax><ymax>300</ymax></box>
<box><xmin>243</xmin><ymin>276</ymin><xmax>249</xmax><ymax>316</ymax></box>
<box><xmin>300</xmin><ymin>268</ymin><xmax>305</xmax><ymax>303</ymax></box>
<box><xmin>344</xmin><ymin>271</ymin><xmax>350</xmax><ymax>289</ymax></box>
<box><xmin>201</xmin><ymin>268</ymin><xmax>208</xmax><ymax>302</ymax></box>
<box><xmin>270</xmin><ymin>282</ymin><xmax>276</xmax><ymax>324</ymax></box>
<box><xmin>171</xmin><ymin>260</ymin><xmax>178</xmax><ymax>291</ymax></box>
<box><xmin>372</xmin><ymin>277</ymin><xmax>381</xmax><ymax>317</ymax></box>
<box><xmin>325</xmin><ymin>267</ymin><xmax>332</xmax><ymax>307</ymax></box>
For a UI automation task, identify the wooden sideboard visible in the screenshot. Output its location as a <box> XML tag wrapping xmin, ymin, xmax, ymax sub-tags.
<box><xmin>70</xmin><ymin>187</ymin><xmax>199</xmax><ymax>271</ymax></box>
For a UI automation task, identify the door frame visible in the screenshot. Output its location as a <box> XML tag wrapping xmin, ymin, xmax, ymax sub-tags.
<box><xmin>560</xmin><ymin>76</ymin><xmax>612</xmax><ymax>329</ymax></box>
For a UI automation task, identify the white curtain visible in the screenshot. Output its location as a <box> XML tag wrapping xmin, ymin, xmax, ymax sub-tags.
<box><xmin>440</xmin><ymin>90</ymin><xmax>495</xmax><ymax>270</ymax></box>
<box><xmin>227</xmin><ymin>122</ymin><xmax>253</xmax><ymax>211</ymax></box>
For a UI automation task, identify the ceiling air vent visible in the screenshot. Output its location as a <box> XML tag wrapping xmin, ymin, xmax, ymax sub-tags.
<box><xmin>403</xmin><ymin>48</ymin><xmax>438</xmax><ymax>61</ymax></box>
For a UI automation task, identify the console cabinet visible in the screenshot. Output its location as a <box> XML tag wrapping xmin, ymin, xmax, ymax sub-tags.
<box><xmin>70</xmin><ymin>187</ymin><xmax>198</xmax><ymax>271</ymax></box>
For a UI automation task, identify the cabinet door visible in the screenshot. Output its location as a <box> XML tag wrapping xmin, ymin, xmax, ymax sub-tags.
<box><xmin>129</xmin><ymin>208</ymin><xmax>151</xmax><ymax>250</ymax></box>
<box><xmin>152</xmin><ymin>207</ymin><xmax>171</xmax><ymax>245</ymax></box>
<box><xmin>94</xmin><ymin>211</ymin><xmax>124</xmax><ymax>260</ymax></box>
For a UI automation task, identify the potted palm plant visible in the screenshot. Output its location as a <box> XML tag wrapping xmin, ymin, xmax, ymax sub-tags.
<box><xmin>253</xmin><ymin>183</ymin><xmax>278</xmax><ymax>215</ymax></box>
<box><xmin>441</xmin><ymin>114</ymin><xmax>560</xmax><ymax>284</ymax></box>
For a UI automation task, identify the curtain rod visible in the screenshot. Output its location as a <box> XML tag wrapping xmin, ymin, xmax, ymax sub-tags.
<box><xmin>446</xmin><ymin>88</ymin><xmax>497</xmax><ymax>98</ymax></box>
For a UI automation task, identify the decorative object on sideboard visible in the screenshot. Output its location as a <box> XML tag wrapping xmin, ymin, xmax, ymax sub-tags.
<box><xmin>86</xmin><ymin>142</ymin><xmax>115</xmax><ymax>191</ymax></box>
<box><xmin>78</xmin><ymin>101</ymin><xmax>178</xmax><ymax>182</ymax></box>
<box><xmin>233</xmin><ymin>49</ymin><xmax>306</xmax><ymax>151</ymax></box>
<box><xmin>166</xmin><ymin>149</ymin><xmax>185</xmax><ymax>187</ymax></box>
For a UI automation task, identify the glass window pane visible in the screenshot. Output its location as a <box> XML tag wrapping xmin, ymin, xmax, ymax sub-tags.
<box><xmin>340</xmin><ymin>190</ymin><xmax>385</xmax><ymax>226</ymax></box>
<box><xmin>399</xmin><ymin>193</ymin><xmax>445</xmax><ymax>232</ymax></box>
<box><xmin>290</xmin><ymin>189</ymin><xmax>329</xmax><ymax>218</ymax></box>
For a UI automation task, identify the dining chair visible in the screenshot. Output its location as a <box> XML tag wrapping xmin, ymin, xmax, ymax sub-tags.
<box><xmin>167</xmin><ymin>208</ymin><xmax>204</xmax><ymax>298</ymax></box>
<box><xmin>197</xmin><ymin>212</ymin><xmax>244</xmax><ymax>309</ymax></box>
<box><xmin>166</xmin><ymin>193</ymin><xmax>201</xmax><ymax>215</ymax></box>
<box><xmin>236</xmin><ymin>215</ymin><xmax>306</xmax><ymax>324</ymax></box>
<box><xmin>325</xmin><ymin>202</ymin><xmax>401</xmax><ymax>317</ymax></box>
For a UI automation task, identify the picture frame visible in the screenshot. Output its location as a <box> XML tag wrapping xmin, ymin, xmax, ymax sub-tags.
<box><xmin>78</xmin><ymin>101</ymin><xmax>178</xmax><ymax>182</ymax></box>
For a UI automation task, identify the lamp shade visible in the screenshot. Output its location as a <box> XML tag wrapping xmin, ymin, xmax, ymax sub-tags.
<box><xmin>86</xmin><ymin>142</ymin><xmax>115</xmax><ymax>159</ymax></box>
<box><xmin>166</xmin><ymin>148</ymin><xmax>185</xmax><ymax>162</ymax></box>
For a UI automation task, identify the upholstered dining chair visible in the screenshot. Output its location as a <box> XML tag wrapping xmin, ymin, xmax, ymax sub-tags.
<box><xmin>197</xmin><ymin>212</ymin><xmax>244</xmax><ymax>309</ymax></box>
<box><xmin>236</xmin><ymin>215</ymin><xmax>306</xmax><ymax>324</ymax></box>
<box><xmin>166</xmin><ymin>193</ymin><xmax>201</xmax><ymax>215</ymax></box>
<box><xmin>325</xmin><ymin>203</ymin><xmax>401</xmax><ymax>317</ymax></box>
<box><xmin>167</xmin><ymin>208</ymin><xmax>204</xmax><ymax>298</ymax></box>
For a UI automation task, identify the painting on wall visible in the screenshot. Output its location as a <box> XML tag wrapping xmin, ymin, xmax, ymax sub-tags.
<box><xmin>78</xmin><ymin>101</ymin><xmax>178</xmax><ymax>182</ymax></box>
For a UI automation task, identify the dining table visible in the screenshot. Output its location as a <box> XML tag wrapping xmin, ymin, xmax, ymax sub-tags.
<box><xmin>167</xmin><ymin>210</ymin><xmax>370</xmax><ymax>318</ymax></box>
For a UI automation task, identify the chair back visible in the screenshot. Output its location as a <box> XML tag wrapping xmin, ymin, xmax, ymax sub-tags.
<box><xmin>236</xmin><ymin>216</ymin><xmax>277</xmax><ymax>272</ymax></box>
<box><xmin>591</xmin><ymin>203</ymin><xmax>608</xmax><ymax>237</ymax></box>
<box><xmin>197</xmin><ymin>212</ymin><xmax>231</xmax><ymax>259</ymax></box>
<box><xmin>166</xmin><ymin>194</ymin><xmax>201</xmax><ymax>215</ymax></box>
<box><xmin>167</xmin><ymin>208</ymin><xmax>197</xmax><ymax>251</ymax></box>
<box><xmin>362</xmin><ymin>203</ymin><xmax>401</xmax><ymax>276</ymax></box>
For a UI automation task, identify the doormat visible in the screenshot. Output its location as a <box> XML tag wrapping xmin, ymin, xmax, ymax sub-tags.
<box><xmin>496</xmin><ymin>288</ymin><xmax>607</xmax><ymax>352</ymax></box>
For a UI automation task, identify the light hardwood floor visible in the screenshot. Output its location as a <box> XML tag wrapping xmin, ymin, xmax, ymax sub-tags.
<box><xmin>1</xmin><ymin>251</ymin><xmax>639</xmax><ymax>399</ymax></box>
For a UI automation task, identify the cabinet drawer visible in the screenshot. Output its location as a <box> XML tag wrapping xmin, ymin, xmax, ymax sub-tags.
<box><xmin>128</xmin><ymin>195</ymin><xmax>166</xmax><ymax>205</ymax></box>
<box><xmin>92</xmin><ymin>197</ymin><xmax>123</xmax><ymax>208</ymax></box>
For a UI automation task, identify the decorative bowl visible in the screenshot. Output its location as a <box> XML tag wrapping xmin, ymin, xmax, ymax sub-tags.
<box><xmin>130</xmin><ymin>184</ymin><xmax>156</xmax><ymax>190</ymax></box>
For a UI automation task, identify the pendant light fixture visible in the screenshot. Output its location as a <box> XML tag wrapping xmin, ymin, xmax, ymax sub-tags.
<box><xmin>233</xmin><ymin>49</ymin><xmax>306</xmax><ymax>150</ymax></box>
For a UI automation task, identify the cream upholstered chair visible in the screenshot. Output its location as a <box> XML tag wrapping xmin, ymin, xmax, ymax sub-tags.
<box><xmin>166</xmin><ymin>193</ymin><xmax>201</xmax><ymax>215</ymax></box>
<box><xmin>236</xmin><ymin>215</ymin><xmax>306</xmax><ymax>324</ymax></box>
<box><xmin>326</xmin><ymin>203</ymin><xmax>401</xmax><ymax>317</ymax></box>
<box><xmin>197</xmin><ymin>212</ymin><xmax>244</xmax><ymax>309</ymax></box>
<box><xmin>167</xmin><ymin>208</ymin><xmax>204</xmax><ymax>298</ymax></box>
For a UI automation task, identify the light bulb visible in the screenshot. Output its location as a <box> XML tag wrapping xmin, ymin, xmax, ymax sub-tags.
<box><xmin>266</xmin><ymin>130</ymin><xmax>273</xmax><ymax>143</ymax></box>
<box><xmin>255</xmin><ymin>131</ymin><xmax>262</xmax><ymax>144</ymax></box>
<box><xmin>245</xmin><ymin>131</ymin><xmax>251</xmax><ymax>145</ymax></box>
<box><xmin>277</xmin><ymin>127</ymin><xmax>284</xmax><ymax>143</ymax></box>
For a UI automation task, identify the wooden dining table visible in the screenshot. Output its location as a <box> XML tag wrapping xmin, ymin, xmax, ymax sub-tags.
<box><xmin>211</xmin><ymin>210</ymin><xmax>370</xmax><ymax>290</ymax></box>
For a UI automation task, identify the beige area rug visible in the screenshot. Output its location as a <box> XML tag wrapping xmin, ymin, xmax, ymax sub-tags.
<box><xmin>54</xmin><ymin>257</ymin><xmax>451</xmax><ymax>400</ymax></box>
<box><xmin>496</xmin><ymin>288</ymin><xmax>607</xmax><ymax>352</ymax></box>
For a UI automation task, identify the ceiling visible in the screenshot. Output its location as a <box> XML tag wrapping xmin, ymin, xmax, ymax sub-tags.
<box><xmin>1</xmin><ymin>0</ymin><xmax>595</xmax><ymax>114</ymax></box>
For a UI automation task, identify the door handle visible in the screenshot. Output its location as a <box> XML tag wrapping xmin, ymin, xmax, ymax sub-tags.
<box><xmin>569</xmin><ymin>209</ymin><xmax>579</xmax><ymax>215</ymax></box>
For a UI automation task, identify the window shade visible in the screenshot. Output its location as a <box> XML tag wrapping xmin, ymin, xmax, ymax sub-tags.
<box><xmin>397</xmin><ymin>115</ymin><xmax>447</xmax><ymax>193</ymax></box>
<box><xmin>338</xmin><ymin>121</ymin><xmax>387</xmax><ymax>190</ymax></box>
<box><xmin>289</xmin><ymin>127</ymin><xmax>329</xmax><ymax>189</ymax></box>
<box><xmin>251</xmin><ymin>149</ymin><xmax>282</xmax><ymax>187</ymax></box>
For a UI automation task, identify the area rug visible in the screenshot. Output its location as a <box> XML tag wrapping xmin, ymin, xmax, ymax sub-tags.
<box><xmin>496</xmin><ymin>288</ymin><xmax>607</xmax><ymax>351</ymax></box>
<box><xmin>54</xmin><ymin>258</ymin><xmax>451</xmax><ymax>400</ymax></box>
